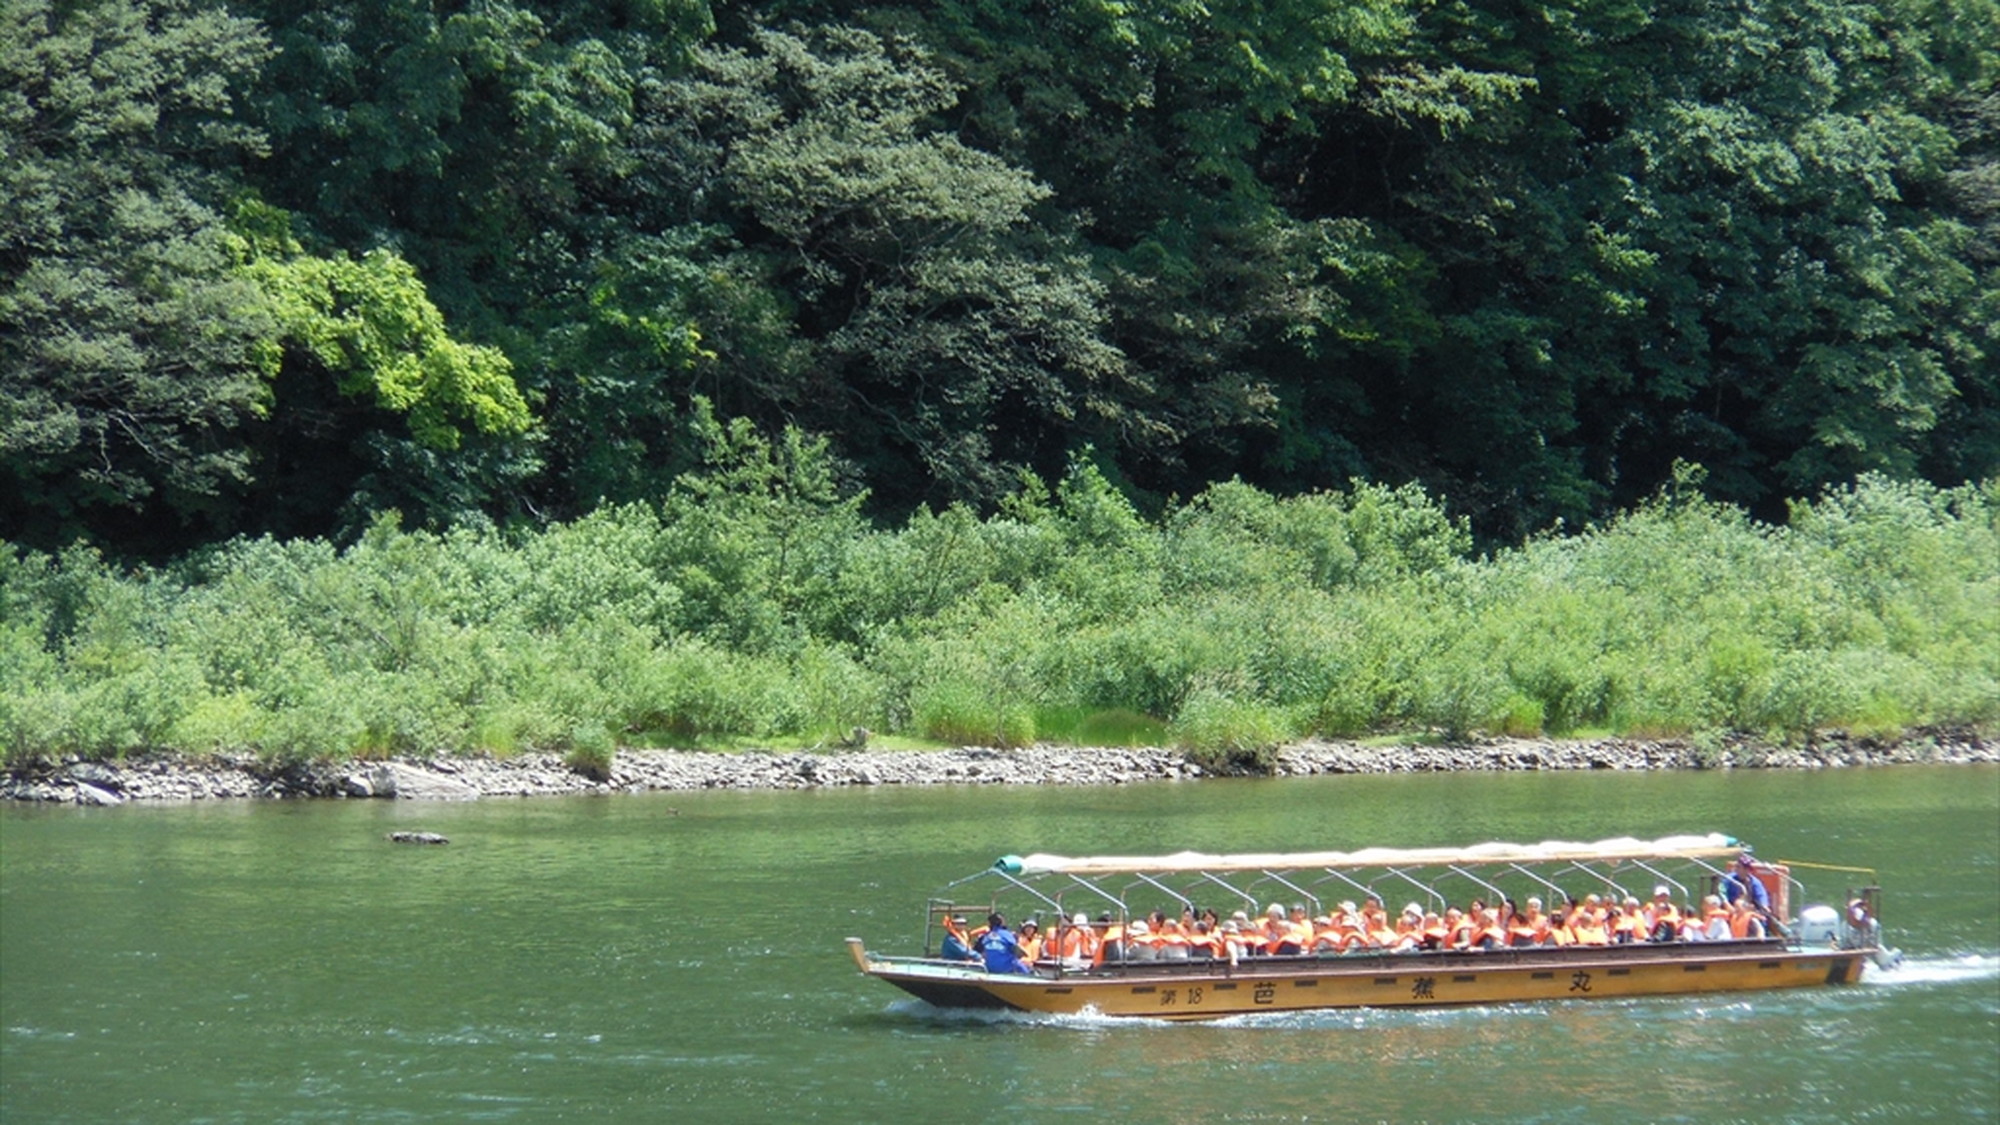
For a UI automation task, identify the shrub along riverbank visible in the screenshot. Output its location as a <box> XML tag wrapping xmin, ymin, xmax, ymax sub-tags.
<box><xmin>2</xmin><ymin>428</ymin><xmax>1995</xmax><ymax>773</ymax></box>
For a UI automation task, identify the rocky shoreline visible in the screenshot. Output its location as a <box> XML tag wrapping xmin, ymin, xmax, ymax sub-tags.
<box><xmin>3</xmin><ymin>728</ymin><xmax>1992</xmax><ymax>806</ymax></box>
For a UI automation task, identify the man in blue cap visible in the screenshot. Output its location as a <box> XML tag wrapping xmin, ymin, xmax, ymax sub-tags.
<box><xmin>1721</xmin><ymin>851</ymin><xmax>1772</xmax><ymax>917</ymax></box>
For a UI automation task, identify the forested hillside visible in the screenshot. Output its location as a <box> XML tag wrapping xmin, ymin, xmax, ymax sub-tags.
<box><xmin>5</xmin><ymin>0</ymin><xmax>1996</xmax><ymax>557</ymax></box>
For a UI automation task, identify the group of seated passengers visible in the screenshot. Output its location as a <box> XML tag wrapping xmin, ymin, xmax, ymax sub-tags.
<box><xmin>941</xmin><ymin>884</ymin><xmax>1772</xmax><ymax>972</ymax></box>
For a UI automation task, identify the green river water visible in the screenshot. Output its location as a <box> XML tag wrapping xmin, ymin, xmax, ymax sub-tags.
<box><xmin>3</xmin><ymin>765</ymin><xmax>1996</xmax><ymax>1123</ymax></box>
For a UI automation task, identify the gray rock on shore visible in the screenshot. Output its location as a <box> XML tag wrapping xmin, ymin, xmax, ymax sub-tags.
<box><xmin>1</xmin><ymin>729</ymin><xmax>1990</xmax><ymax>806</ymax></box>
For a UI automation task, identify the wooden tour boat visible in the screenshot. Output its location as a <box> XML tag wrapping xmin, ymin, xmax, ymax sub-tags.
<box><xmin>846</xmin><ymin>834</ymin><xmax>1899</xmax><ymax>1020</ymax></box>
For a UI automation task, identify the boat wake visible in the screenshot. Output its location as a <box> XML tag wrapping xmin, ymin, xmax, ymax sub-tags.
<box><xmin>881</xmin><ymin>998</ymin><xmax>1144</xmax><ymax>1028</ymax></box>
<box><xmin>1861</xmin><ymin>953</ymin><xmax>2000</xmax><ymax>987</ymax></box>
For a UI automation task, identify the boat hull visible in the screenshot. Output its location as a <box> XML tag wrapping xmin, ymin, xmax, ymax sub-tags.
<box><xmin>846</xmin><ymin>938</ymin><xmax>1869</xmax><ymax>1020</ymax></box>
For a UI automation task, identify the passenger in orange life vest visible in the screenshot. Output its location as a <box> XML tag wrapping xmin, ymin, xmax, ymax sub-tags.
<box><xmin>1727</xmin><ymin>898</ymin><xmax>1766</xmax><ymax>939</ymax></box>
<box><xmin>1420</xmin><ymin>911</ymin><xmax>1449</xmax><ymax>951</ymax></box>
<box><xmin>1156</xmin><ymin>918</ymin><xmax>1192</xmax><ymax>961</ymax></box>
<box><xmin>1016</xmin><ymin>918</ymin><xmax>1044</xmax><ymax>962</ymax></box>
<box><xmin>1676</xmin><ymin>905</ymin><xmax>1707</xmax><ymax>942</ymax></box>
<box><xmin>1388</xmin><ymin>904</ymin><xmax>1425</xmax><ymax>953</ymax></box>
<box><xmin>1287</xmin><ymin>903</ymin><xmax>1317</xmax><ymax>953</ymax></box>
<box><xmin>1056</xmin><ymin>913</ymin><xmax>1097</xmax><ymax>967</ymax></box>
<box><xmin>1545</xmin><ymin>909</ymin><xmax>1576</xmax><ymax>946</ymax></box>
<box><xmin>1611</xmin><ymin>897</ymin><xmax>1649</xmax><ymax>944</ymax></box>
<box><xmin>1441</xmin><ymin>907</ymin><xmax>1475</xmax><ymax>949</ymax></box>
<box><xmin>1331</xmin><ymin>901</ymin><xmax>1366</xmax><ymax>948</ymax></box>
<box><xmin>1266</xmin><ymin>904</ymin><xmax>1309</xmax><ymax>955</ymax></box>
<box><xmin>1124</xmin><ymin>919</ymin><xmax>1158</xmax><ymax>961</ymax></box>
<box><xmin>1646</xmin><ymin>886</ymin><xmax>1682</xmax><ymax>941</ymax></box>
<box><xmin>1364</xmin><ymin>908</ymin><xmax>1400</xmax><ymax>950</ymax></box>
<box><xmin>1570</xmin><ymin>907</ymin><xmax>1611</xmax><ymax>945</ymax></box>
<box><xmin>1468</xmin><ymin>908</ymin><xmax>1507</xmax><ymax>951</ymax></box>
<box><xmin>1699</xmin><ymin>895</ymin><xmax>1731</xmax><ymax>941</ymax></box>
<box><xmin>1504</xmin><ymin>905</ymin><xmax>1537</xmax><ymax>948</ymax></box>
<box><xmin>941</xmin><ymin>914</ymin><xmax>978</xmax><ymax>961</ymax></box>
<box><xmin>1522</xmin><ymin>897</ymin><xmax>1551</xmax><ymax>944</ymax></box>
<box><xmin>1258</xmin><ymin>904</ymin><xmax>1289</xmax><ymax>954</ymax></box>
<box><xmin>1361</xmin><ymin>896</ymin><xmax>1390</xmax><ymax>936</ymax></box>
<box><xmin>1094</xmin><ymin>916</ymin><xmax>1127</xmax><ymax>965</ymax></box>
<box><xmin>1581</xmin><ymin>894</ymin><xmax>1607</xmax><ymax>925</ymax></box>
<box><xmin>1186</xmin><ymin>920</ymin><xmax>1223</xmax><ymax>961</ymax></box>
<box><xmin>1220</xmin><ymin>920</ymin><xmax>1257</xmax><ymax>963</ymax></box>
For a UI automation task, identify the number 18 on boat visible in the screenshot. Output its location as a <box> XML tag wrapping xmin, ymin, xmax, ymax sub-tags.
<box><xmin>845</xmin><ymin>834</ymin><xmax>1902</xmax><ymax>1020</ymax></box>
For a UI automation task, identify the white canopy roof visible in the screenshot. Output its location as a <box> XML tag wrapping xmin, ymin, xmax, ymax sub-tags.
<box><xmin>1005</xmin><ymin>833</ymin><xmax>1740</xmax><ymax>876</ymax></box>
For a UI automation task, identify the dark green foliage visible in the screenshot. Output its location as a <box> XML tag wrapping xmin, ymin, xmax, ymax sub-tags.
<box><xmin>0</xmin><ymin>0</ymin><xmax>276</xmax><ymax>547</ymax></box>
<box><xmin>8</xmin><ymin>0</ymin><xmax>1997</xmax><ymax>555</ymax></box>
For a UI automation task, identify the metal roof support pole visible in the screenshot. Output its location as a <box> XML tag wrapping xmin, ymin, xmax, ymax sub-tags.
<box><xmin>1257</xmin><ymin>870</ymin><xmax>1323</xmax><ymax>915</ymax></box>
<box><xmin>1131</xmin><ymin>872</ymin><xmax>1194</xmax><ymax>913</ymax></box>
<box><xmin>1194</xmin><ymin>871</ymin><xmax>1260</xmax><ymax>913</ymax></box>
<box><xmin>1060</xmin><ymin>874</ymin><xmax>1132</xmax><ymax>917</ymax></box>
<box><xmin>1503</xmin><ymin>863</ymin><xmax>1570</xmax><ymax>907</ymax></box>
<box><xmin>1550</xmin><ymin>861</ymin><xmax>1627</xmax><ymax>904</ymax></box>
<box><xmin>1379</xmin><ymin>866</ymin><xmax>1447</xmax><ymax>914</ymax></box>
<box><xmin>1309</xmin><ymin>866</ymin><xmax>1383</xmax><ymax>907</ymax></box>
<box><xmin>1444</xmin><ymin>864</ymin><xmax>1507</xmax><ymax>908</ymax></box>
<box><xmin>986</xmin><ymin>869</ymin><xmax>1071</xmax><ymax>917</ymax></box>
<box><xmin>1625</xmin><ymin>859</ymin><xmax>1690</xmax><ymax>904</ymax></box>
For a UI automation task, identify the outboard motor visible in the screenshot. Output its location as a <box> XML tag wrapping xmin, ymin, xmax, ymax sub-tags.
<box><xmin>1795</xmin><ymin>904</ymin><xmax>1840</xmax><ymax>948</ymax></box>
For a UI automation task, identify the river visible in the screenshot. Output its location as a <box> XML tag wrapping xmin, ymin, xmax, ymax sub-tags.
<box><xmin>3</xmin><ymin>765</ymin><xmax>1996</xmax><ymax>1123</ymax></box>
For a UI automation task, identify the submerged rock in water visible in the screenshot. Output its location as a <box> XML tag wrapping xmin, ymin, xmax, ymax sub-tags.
<box><xmin>386</xmin><ymin>831</ymin><xmax>449</xmax><ymax>845</ymax></box>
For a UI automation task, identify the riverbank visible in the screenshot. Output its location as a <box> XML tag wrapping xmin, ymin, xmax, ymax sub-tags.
<box><xmin>3</xmin><ymin>728</ymin><xmax>1992</xmax><ymax>805</ymax></box>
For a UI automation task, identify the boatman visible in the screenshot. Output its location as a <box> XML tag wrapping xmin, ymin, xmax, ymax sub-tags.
<box><xmin>978</xmin><ymin>912</ymin><xmax>1034</xmax><ymax>975</ymax></box>
<box><xmin>1721</xmin><ymin>851</ymin><xmax>1773</xmax><ymax>924</ymax></box>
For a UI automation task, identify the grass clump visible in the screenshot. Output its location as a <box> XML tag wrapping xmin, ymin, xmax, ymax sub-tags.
<box><xmin>1170</xmin><ymin>684</ymin><xmax>1289</xmax><ymax>773</ymax></box>
<box><xmin>563</xmin><ymin>723</ymin><xmax>617</xmax><ymax>781</ymax></box>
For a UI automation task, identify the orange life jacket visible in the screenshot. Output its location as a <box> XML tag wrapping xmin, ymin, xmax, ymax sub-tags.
<box><xmin>1093</xmin><ymin>924</ymin><xmax>1125</xmax><ymax>965</ymax></box>
<box><xmin>1571</xmin><ymin>917</ymin><xmax>1610</xmax><ymax>945</ymax></box>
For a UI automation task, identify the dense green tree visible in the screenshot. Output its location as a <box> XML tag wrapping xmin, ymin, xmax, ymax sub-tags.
<box><xmin>0</xmin><ymin>0</ymin><xmax>275</xmax><ymax>548</ymax></box>
<box><xmin>5</xmin><ymin>0</ymin><xmax>1997</xmax><ymax>558</ymax></box>
<box><xmin>636</xmin><ymin>25</ymin><xmax>1139</xmax><ymax>505</ymax></box>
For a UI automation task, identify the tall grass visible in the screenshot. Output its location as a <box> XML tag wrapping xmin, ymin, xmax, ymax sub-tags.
<box><xmin>3</xmin><ymin>450</ymin><xmax>1993</xmax><ymax>768</ymax></box>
